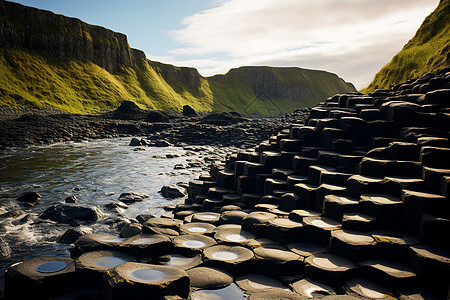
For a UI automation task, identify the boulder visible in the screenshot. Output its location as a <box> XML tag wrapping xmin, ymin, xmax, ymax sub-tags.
<box><xmin>40</xmin><ymin>203</ymin><xmax>103</xmax><ymax>225</ymax></box>
<box><xmin>145</xmin><ymin>111</ymin><xmax>170</xmax><ymax>123</ymax></box>
<box><xmin>153</xmin><ymin>140</ymin><xmax>171</xmax><ymax>147</ymax></box>
<box><xmin>120</xmin><ymin>223</ymin><xmax>143</xmax><ymax>238</ymax></box>
<box><xmin>129</xmin><ymin>137</ymin><xmax>142</xmax><ymax>146</ymax></box>
<box><xmin>183</xmin><ymin>105</ymin><xmax>198</xmax><ymax>117</ymax></box>
<box><xmin>16</xmin><ymin>191</ymin><xmax>41</xmax><ymax>203</ymax></box>
<box><xmin>58</xmin><ymin>227</ymin><xmax>93</xmax><ymax>244</ymax></box>
<box><xmin>160</xmin><ymin>185</ymin><xmax>186</xmax><ymax>199</ymax></box>
<box><xmin>111</xmin><ymin>101</ymin><xmax>146</xmax><ymax>120</ymax></box>
<box><xmin>118</xmin><ymin>192</ymin><xmax>149</xmax><ymax>204</ymax></box>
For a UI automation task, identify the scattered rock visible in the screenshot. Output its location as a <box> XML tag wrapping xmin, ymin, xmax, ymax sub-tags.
<box><xmin>64</xmin><ymin>196</ymin><xmax>78</xmax><ymax>203</ymax></box>
<box><xmin>160</xmin><ymin>185</ymin><xmax>187</xmax><ymax>199</ymax></box>
<box><xmin>58</xmin><ymin>227</ymin><xmax>93</xmax><ymax>244</ymax></box>
<box><xmin>120</xmin><ymin>223</ymin><xmax>143</xmax><ymax>238</ymax></box>
<box><xmin>136</xmin><ymin>214</ymin><xmax>156</xmax><ymax>224</ymax></box>
<box><xmin>16</xmin><ymin>191</ymin><xmax>41</xmax><ymax>203</ymax></box>
<box><xmin>40</xmin><ymin>203</ymin><xmax>103</xmax><ymax>225</ymax></box>
<box><xmin>129</xmin><ymin>137</ymin><xmax>142</xmax><ymax>146</ymax></box>
<box><xmin>199</xmin><ymin>112</ymin><xmax>246</xmax><ymax>126</ymax></box>
<box><xmin>145</xmin><ymin>110</ymin><xmax>170</xmax><ymax>123</ymax></box>
<box><xmin>153</xmin><ymin>140</ymin><xmax>171</xmax><ymax>147</ymax></box>
<box><xmin>118</xmin><ymin>192</ymin><xmax>149</xmax><ymax>204</ymax></box>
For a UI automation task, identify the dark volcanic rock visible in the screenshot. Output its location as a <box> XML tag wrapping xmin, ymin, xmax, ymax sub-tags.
<box><xmin>112</xmin><ymin>101</ymin><xmax>146</xmax><ymax>121</ymax></box>
<box><xmin>16</xmin><ymin>191</ymin><xmax>41</xmax><ymax>203</ymax></box>
<box><xmin>145</xmin><ymin>111</ymin><xmax>170</xmax><ymax>123</ymax></box>
<box><xmin>199</xmin><ymin>112</ymin><xmax>246</xmax><ymax>126</ymax></box>
<box><xmin>183</xmin><ymin>105</ymin><xmax>198</xmax><ymax>117</ymax></box>
<box><xmin>58</xmin><ymin>227</ymin><xmax>93</xmax><ymax>244</ymax></box>
<box><xmin>118</xmin><ymin>192</ymin><xmax>149</xmax><ymax>204</ymax></box>
<box><xmin>40</xmin><ymin>203</ymin><xmax>103</xmax><ymax>224</ymax></box>
<box><xmin>160</xmin><ymin>185</ymin><xmax>187</xmax><ymax>199</ymax></box>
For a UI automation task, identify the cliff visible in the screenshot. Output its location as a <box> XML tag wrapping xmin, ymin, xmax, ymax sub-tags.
<box><xmin>208</xmin><ymin>67</ymin><xmax>355</xmax><ymax>115</ymax></box>
<box><xmin>362</xmin><ymin>0</ymin><xmax>449</xmax><ymax>92</ymax></box>
<box><xmin>0</xmin><ymin>0</ymin><xmax>131</xmax><ymax>73</ymax></box>
<box><xmin>0</xmin><ymin>0</ymin><xmax>356</xmax><ymax>115</ymax></box>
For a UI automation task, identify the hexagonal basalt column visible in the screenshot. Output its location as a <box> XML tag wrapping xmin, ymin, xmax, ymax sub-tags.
<box><xmin>302</xmin><ymin>216</ymin><xmax>341</xmax><ymax>248</ymax></box>
<box><xmin>203</xmin><ymin>245</ymin><xmax>255</xmax><ymax>275</ymax></box>
<box><xmin>172</xmin><ymin>234</ymin><xmax>217</xmax><ymax>255</ymax></box>
<box><xmin>253</xmin><ymin>245</ymin><xmax>303</xmax><ymax>277</ymax></box>
<box><xmin>328</xmin><ymin>229</ymin><xmax>376</xmax><ymax>262</ymax></box>
<box><xmin>103</xmin><ymin>263</ymin><xmax>190</xmax><ymax>300</ymax></box>
<box><xmin>5</xmin><ymin>256</ymin><xmax>75</xmax><ymax>299</ymax></box>
<box><xmin>179</xmin><ymin>222</ymin><xmax>216</xmax><ymax>236</ymax></box>
<box><xmin>214</xmin><ymin>224</ymin><xmax>256</xmax><ymax>247</ymax></box>
<box><xmin>75</xmin><ymin>250</ymin><xmax>136</xmax><ymax>288</ymax></box>
<box><xmin>122</xmin><ymin>234</ymin><xmax>173</xmax><ymax>258</ymax></box>
<box><xmin>304</xmin><ymin>253</ymin><xmax>357</xmax><ymax>286</ymax></box>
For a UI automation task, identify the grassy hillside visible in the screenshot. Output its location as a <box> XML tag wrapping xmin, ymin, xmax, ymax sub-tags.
<box><xmin>0</xmin><ymin>48</ymin><xmax>355</xmax><ymax>115</ymax></box>
<box><xmin>0</xmin><ymin>48</ymin><xmax>214</xmax><ymax>113</ymax></box>
<box><xmin>362</xmin><ymin>0</ymin><xmax>449</xmax><ymax>93</ymax></box>
<box><xmin>209</xmin><ymin>66</ymin><xmax>356</xmax><ymax>115</ymax></box>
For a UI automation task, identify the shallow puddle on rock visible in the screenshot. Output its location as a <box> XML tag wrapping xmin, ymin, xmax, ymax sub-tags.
<box><xmin>212</xmin><ymin>251</ymin><xmax>239</xmax><ymax>260</ymax></box>
<box><xmin>182</xmin><ymin>240</ymin><xmax>206</xmax><ymax>248</ymax></box>
<box><xmin>226</xmin><ymin>234</ymin><xmax>247</xmax><ymax>242</ymax></box>
<box><xmin>163</xmin><ymin>254</ymin><xmax>195</xmax><ymax>267</ymax></box>
<box><xmin>130</xmin><ymin>269</ymin><xmax>167</xmax><ymax>282</ymax></box>
<box><xmin>191</xmin><ymin>283</ymin><xmax>245</xmax><ymax>300</ymax></box>
<box><xmin>36</xmin><ymin>261</ymin><xmax>67</xmax><ymax>273</ymax></box>
<box><xmin>93</xmin><ymin>256</ymin><xmax>128</xmax><ymax>268</ymax></box>
<box><xmin>188</xmin><ymin>227</ymin><xmax>208</xmax><ymax>233</ymax></box>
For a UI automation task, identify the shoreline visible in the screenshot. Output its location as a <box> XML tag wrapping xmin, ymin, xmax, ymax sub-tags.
<box><xmin>0</xmin><ymin>108</ymin><xmax>311</xmax><ymax>149</ymax></box>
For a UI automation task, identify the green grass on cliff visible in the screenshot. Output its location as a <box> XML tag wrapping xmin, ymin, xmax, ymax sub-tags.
<box><xmin>209</xmin><ymin>66</ymin><xmax>355</xmax><ymax>115</ymax></box>
<box><xmin>362</xmin><ymin>0</ymin><xmax>449</xmax><ymax>93</ymax></box>
<box><xmin>0</xmin><ymin>48</ymin><xmax>214</xmax><ymax>113</ymax></box>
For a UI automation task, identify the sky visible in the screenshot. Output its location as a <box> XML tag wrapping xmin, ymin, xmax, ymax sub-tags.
<box><xmin>11</xmin><ymin>0</ymin><xmax>440</xmax><ymax>89</ymax></box>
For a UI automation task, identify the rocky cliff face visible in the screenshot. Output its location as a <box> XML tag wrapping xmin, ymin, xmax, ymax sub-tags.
<box><xmin>148</xmin><ymin>61</ymin><xmax>203</xmax><ymax>96</ymax></box>
<box><xmin>0</xmin><ymin>0</ymin><xmax>131</xmax><ymax>73</ymax></box>
<box><xmin>212</xmin><ymin>67</ymin><xmax>313</xmax><ymax>101</ymax></box>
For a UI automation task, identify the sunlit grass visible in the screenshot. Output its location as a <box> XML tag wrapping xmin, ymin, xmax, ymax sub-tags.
<box><xmin>361</xmin><ymin>0</ymin><xmax>449</xmax><ymax>93</ymax></box>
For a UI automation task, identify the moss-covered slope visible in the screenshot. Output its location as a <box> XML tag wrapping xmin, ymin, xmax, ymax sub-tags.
<box><xmin>362</xmin><ymin>0</ymin><xmax>449</xmax><ymax>93</ymax></box>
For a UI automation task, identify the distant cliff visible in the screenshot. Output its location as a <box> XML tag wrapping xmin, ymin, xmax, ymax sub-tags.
<box><xmin>0</xmin><ymin>0</ymin><xmax>356</xmax><ymax>115</ymax></box>
<box><xmin>208</xmin><ymin>67</ymin><xmax>355</xmax><ymax>115</ymax></box>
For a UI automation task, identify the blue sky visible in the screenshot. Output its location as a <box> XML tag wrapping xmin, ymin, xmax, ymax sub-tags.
<box><xmin>10</xmin><ymin>0</ymin><xmax>439</xmax><ymax>89</ymax></box>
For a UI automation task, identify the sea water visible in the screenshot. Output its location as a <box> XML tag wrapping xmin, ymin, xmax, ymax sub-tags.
<box><xmin>0</xmin><ymin>137</ymin><xmax>230</xmax><ymax>296</ymax></box>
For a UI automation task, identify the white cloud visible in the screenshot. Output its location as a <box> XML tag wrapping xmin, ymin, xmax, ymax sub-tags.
<box><xmin>166</xmin><ymin>0</ymin><xmax>439</xmax><ymax>89</ymax></box>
